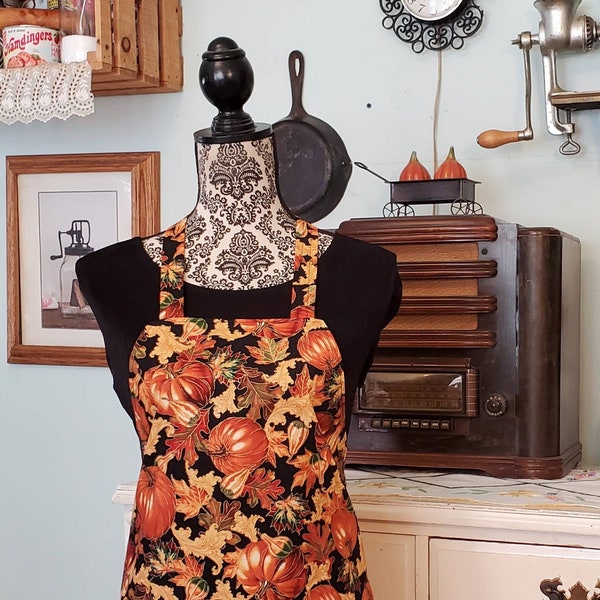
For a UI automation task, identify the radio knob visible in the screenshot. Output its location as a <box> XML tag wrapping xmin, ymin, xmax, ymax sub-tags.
<box><xmin>484</xmin><ymin>393</ymin><xmax>508</xmax><ymax>417</ymax></box>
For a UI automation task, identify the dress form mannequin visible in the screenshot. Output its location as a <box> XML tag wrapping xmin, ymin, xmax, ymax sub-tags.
<box><xmin>76</xmin><ymin>36</ymin><xmax>401</xmax><ymax>423</ymax></box>
<box><xmin>142</xmin><ymin>38</ymin><xmax>331</xmax><ymax>290</ymax></box>
<box><xmin>76</xmin><ymin>37</ymin><xmax>401</xmax><ymax>600</ymax></box>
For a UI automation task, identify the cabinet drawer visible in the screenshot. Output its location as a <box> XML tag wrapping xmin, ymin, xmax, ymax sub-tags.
<box><xmin>361</xmin><ymin>531</ymin><xmax>415</xmax><ymax>600</ymax></box>
<box><xmin>430</xmin><ymin>538</ymin><xmax>600</xmax><ymax>600</ymax></box>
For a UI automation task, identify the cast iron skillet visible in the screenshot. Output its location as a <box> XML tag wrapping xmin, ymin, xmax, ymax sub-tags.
<box><xmin>273</xmin><ymin>50</ymin><xmax>352</xmax><ymax>222</ymax></box>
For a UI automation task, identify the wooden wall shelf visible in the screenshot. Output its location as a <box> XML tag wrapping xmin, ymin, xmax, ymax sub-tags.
<box><xmin>0</xmin><ymin>0</ymin><xmax>183</xmax><ymax>97</ymax></box>
<box><xmin>0</xmin><ymin>7</ymin><xmax>59</xmax><ymax>29</ymax></box>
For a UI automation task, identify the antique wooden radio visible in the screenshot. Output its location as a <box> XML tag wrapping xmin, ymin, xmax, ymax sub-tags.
<box><xmin>338</xmin><ymin>215</ymin><xmax>581</xmax><ymax>479</ymax></box>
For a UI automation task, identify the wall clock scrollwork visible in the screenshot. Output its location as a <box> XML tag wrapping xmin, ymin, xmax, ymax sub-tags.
<box><xmin>380</xmin><ymin>0</ymin><xmax>484</xmax><ymax>53</ymax></box>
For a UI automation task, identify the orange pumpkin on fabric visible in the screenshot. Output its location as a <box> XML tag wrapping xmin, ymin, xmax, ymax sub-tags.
<box><xmin>331</xmin><ymin>508</ymin><xmax>358</xmax><ymax>559</ymax></box>
<box><xmin>316</xmin><ymin>411</ymin><xmax>337</xmax><ymax>451</ymax></box>
<box><xmin>236</xmin><ymin>316</ymin><xmax>305</xmax><ymax>339</ymax></box>
<box><xmin>120</xmin><ymin>539</ymin><xmax>137</xmax><ymax>598</ymax></box>
<box><xmin>297</xmin><ymin>329</ymin><xmax>341</xmax><ymax>371</ymax></box>
<box><xmin>236</xmin><ymin>540</ymin><xmax>307</xmax><ymax>599</ymax></box>
<box><xmin>308</xmin><ymin>585</ymin><xmax>343</xmax><ymax>600</ymax></box>
<box><xmin>290</xmin><ymin>305</ymin><xmax>314</xmax><ymax>320</ymax></box>
<box><xmin>132</xmin><ymin>396</ymin><xmax>151</xmax><ymax>441</ymax></box>
<box><xmin>135</xmin><ymin>466</ymin><xmax>176</xmax><ymax>539</ymax></box>
<box><xmin>206</xmin><ymin>417</ymin><xmax>269</xmax><ymax>474</ymax></box>
<box><xmin>143</xmin><ymin>359</ymin><xmax>214</xmax><ymax>410</ymax></box>
<box><xmin>362</xmin><ymin>582</ymin><xmax>375</xmax><ymax>600</ymax></box>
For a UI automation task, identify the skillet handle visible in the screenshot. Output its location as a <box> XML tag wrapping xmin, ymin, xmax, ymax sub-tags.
<box><xmin>288</xmin><ymin>50</ymin><xmax>307</xmax><ymax>119</ymax></box>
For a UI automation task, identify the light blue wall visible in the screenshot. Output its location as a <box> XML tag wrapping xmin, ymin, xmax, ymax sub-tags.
<box><xmin>2</xmin><ymin>1</ymin><xmax>600</xmax><ymax>598</ymax></box>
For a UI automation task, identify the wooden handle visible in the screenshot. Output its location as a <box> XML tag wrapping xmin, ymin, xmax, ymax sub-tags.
<box><xmin>477</xmin><ymin>129</ymin><xmax>521</xmax><ymax>149</ymax></box>
<box><xmin>0</xmin><ymin>8</ymin><xmax>60</xmax><ymax>30</ymax></box>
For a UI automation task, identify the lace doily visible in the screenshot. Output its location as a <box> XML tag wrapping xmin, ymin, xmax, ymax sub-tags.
<box><xmin>0</xmin><ymin>61</ymin><xmax>94</xmax><ymax>124</ymax></box>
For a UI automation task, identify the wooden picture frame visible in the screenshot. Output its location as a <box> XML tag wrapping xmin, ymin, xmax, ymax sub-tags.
<box><xmin>6</xmin><ymin>152</ymin><xmax>160</xmax><ymax>367</ymax></box>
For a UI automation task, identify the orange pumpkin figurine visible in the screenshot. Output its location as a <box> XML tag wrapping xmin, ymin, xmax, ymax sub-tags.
<box><xmin>399</xmin><ymin>150</ymin><xmax>431</xmax><ymax>181</ymax></box>
<box><xmin>434</xmin><ymin>146</ymin><xmax>467</xmax><ymax>179</ymax></box>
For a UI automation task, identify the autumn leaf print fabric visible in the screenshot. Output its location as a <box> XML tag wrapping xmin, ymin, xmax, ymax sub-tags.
<box><xmin>123</xmin><ymin>218</ymin><xmax>374</xmax><ymax>600</ymax></box>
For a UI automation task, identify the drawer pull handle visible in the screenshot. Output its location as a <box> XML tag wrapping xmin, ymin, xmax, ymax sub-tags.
<box><xmin>540</xmin><ymin>578</ymin><xmax>600</xmax><ymax>600</ymax></box>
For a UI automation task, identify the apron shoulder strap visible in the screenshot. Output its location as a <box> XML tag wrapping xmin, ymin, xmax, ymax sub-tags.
<box><xmin>291</xmin><ymin>220</ymin><xmax>319</xmax><ymax>316</ymax></box>
<box><xmin>158</xmin><ymin>217</ymin><xmax>187</xmax><ymax>319</ymax></box>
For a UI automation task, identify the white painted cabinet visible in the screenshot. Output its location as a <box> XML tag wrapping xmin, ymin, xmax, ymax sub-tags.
<box><xmin>430</xmin><ymin>540</ymin><xmax>600</xmax><ymax>600</ymax></box>
<box><xmin>361</xmin><ymin>532</ymin><xmax>416</xmax><ymax>600</ymax></box>
<box><xmin>347</xmin><ymin>468</ymin><xmax>600</xmax><ymax>600</ymax></box>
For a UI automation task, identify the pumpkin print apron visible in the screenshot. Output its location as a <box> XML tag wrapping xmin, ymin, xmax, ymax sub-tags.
<box><xmin>123</xmin><ymin>218</ymin><xmax>374</xmax><ymax>600</ymax></box>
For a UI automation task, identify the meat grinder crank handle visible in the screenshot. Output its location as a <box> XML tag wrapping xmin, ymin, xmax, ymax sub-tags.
<box><xmin>477</xmin><ymin>33</ymin><xmax>535</xmax><ymax>149</ymax></box>
<box><xmin>476</xmin><ymin>129</ymin><xmax>523</xmax><ymax>149</ymax></box>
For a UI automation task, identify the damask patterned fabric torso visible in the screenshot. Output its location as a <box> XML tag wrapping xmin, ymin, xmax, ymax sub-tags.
<box><xmin>123</xmin><ymin>218</ymin><xmax>374</xmax><ymax>600</ymax></box>
<box><xmin>142</xmin><ymin>139</ymin><xmax>331</xmax><ymax>292</ymax></box>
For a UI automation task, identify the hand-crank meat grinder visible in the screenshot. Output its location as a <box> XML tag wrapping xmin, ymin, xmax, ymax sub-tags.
<box><xmin>478</xmin><ymin>0</ymin><xmax>600</xmax><ymax>155</ymax></box>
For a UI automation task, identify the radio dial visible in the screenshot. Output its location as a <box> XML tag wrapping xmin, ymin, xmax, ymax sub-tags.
<box><xmin>484</xmin><ymin>394</ymin><xmax>508</xmax><ymax>417</ymax></box>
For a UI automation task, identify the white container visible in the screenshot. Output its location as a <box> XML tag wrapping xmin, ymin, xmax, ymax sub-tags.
<box><xmin>60</xmin><ymin>34</ymin><xmax>96</xmax><ymax>63</ymax></box>
<box><xmin>1</xmin><ymin>25</ymin><xmax>60</xmax><ymax>68</ymax></box>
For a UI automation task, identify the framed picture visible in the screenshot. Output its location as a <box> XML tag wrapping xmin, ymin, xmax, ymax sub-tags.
<box><xmin>6</xmin><ymin>152</ymin><xmax>160</xmax><ymax>367</ymax></box>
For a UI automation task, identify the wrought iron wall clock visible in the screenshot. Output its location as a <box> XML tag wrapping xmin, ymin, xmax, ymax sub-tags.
<box><xmin>380</xmin><ymin>0</ymin><xmax>484</xmax><ymax>53</ymax></box>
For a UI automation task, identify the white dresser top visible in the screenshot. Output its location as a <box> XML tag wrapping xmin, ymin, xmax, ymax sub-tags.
<box><xmin>345</xmin><ymin>467</ymin><xmax>600</xmax><ymax>516</ymax></box>
<box><xmin>342</xmin><ymin>467</ymin><xmax>600</xmax><ymax>546</ymax></box>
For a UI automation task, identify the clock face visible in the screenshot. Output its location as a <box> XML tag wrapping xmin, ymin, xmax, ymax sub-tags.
<box><xmin>381</xmin><ymin>0</ymin><xmax>483</xmax><ymax>52</ymax></box>
<box><xmin>402</xmin><ymin>0</ymin><xmax>464</xmax><ymax>22</ymax></box>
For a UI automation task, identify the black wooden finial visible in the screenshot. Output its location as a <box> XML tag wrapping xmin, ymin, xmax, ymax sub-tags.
<box><xmin>195</xmin><ymin>37</ymin><xmax>272</xmax><ymax>144</ymax></box>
